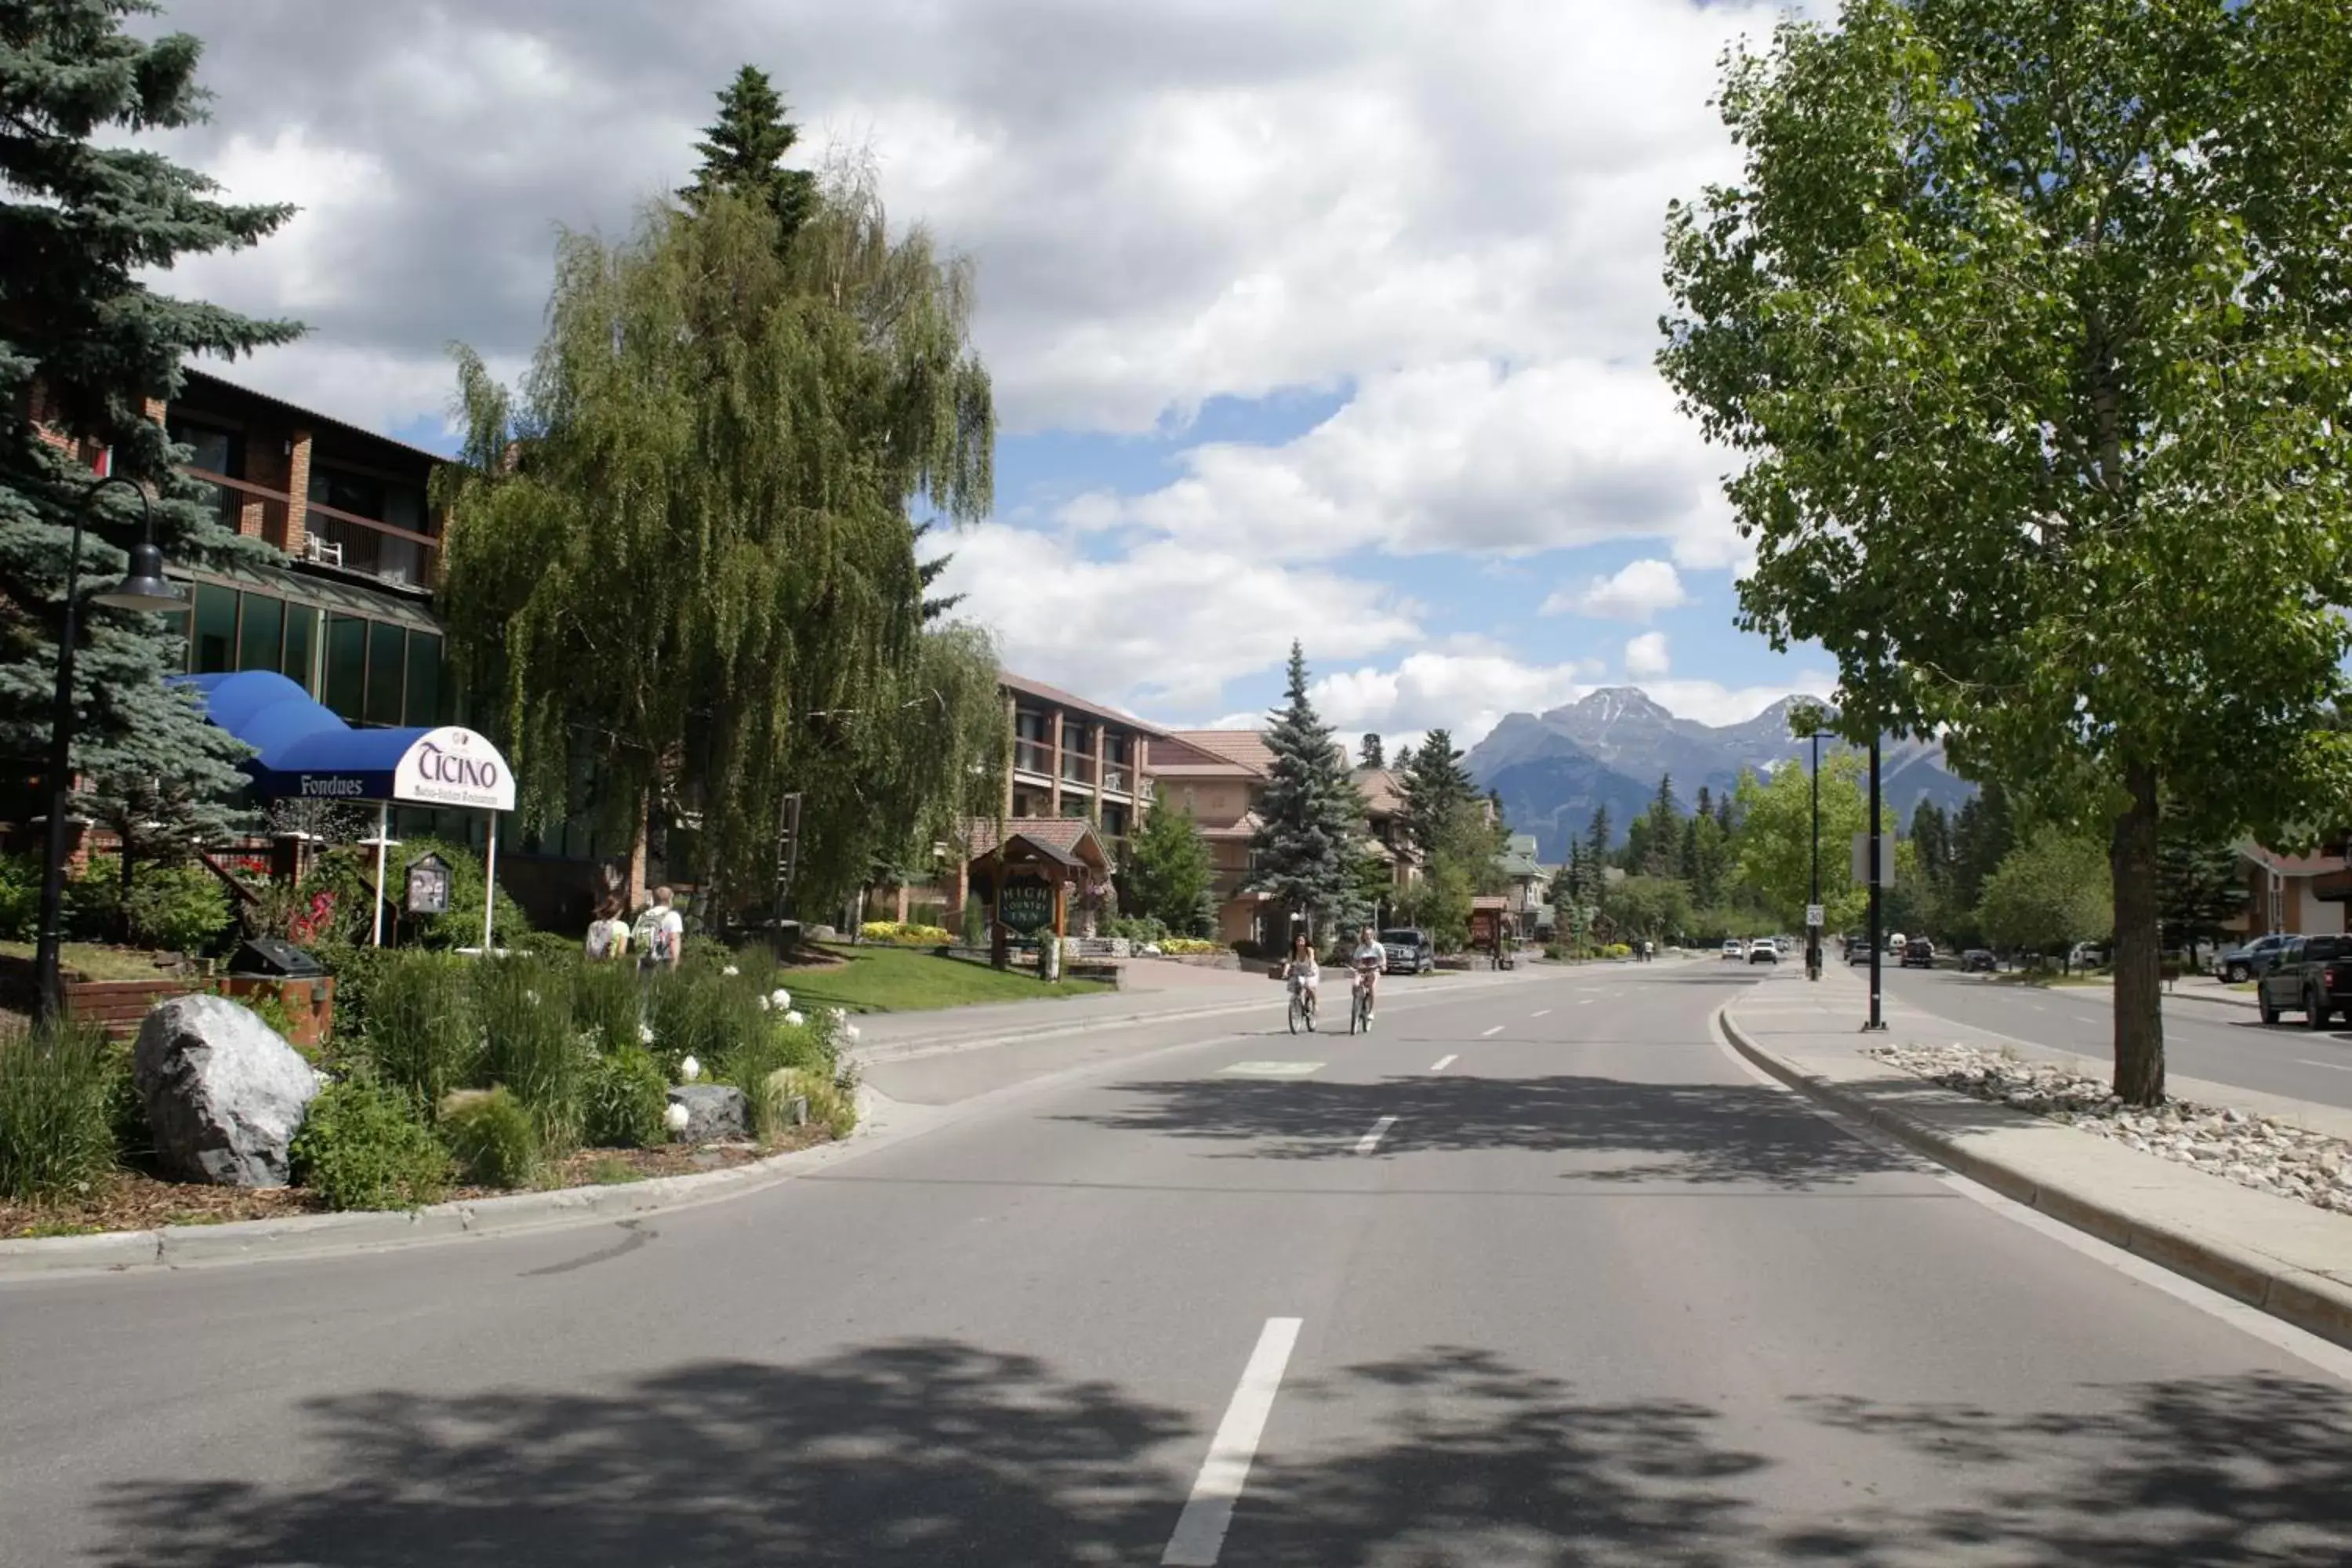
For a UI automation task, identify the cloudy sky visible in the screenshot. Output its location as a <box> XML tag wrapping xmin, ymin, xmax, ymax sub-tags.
<box><xmin>143</xmin><ymin>0</ymin><xmax>1836</xmax><ymax>748</ymax></box>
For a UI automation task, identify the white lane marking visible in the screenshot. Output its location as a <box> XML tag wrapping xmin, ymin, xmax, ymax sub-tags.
<box><xmin>1354</xmin><ymin>1116</ymin><xmax>1398</xmax><ymax>1155</ymax></box>
<box><xmin>1577</xmin><ymin>998</ymin><xmax>1596</xmax><ymax>1007</ymax></box>
<box><xmin>1708</xmin><ymin>1009</ymin><xmax>2352</xmax><ymax>1388</ymax></box>
<box><xmin>1531</xmin><ymin>1008</ymin><xmax>1553</xmax><ymax>1018</ymax></box>
<box><xmin>1481</xmin><ymin>1025</ymin><xmax>1504</xmax><ymax>1038</ymax></box>
<box><xmin>2031</xmin><ymin>1004</ymin><xmax>2048</xmax><ymax>1012</ymax></box>
<box><xmin>2297</xmin><ymin>1058</ymin><xmax>2352</xmax><ymax>1073</ymax></box>
<box><xmin>1429</xmin><ymin>1054</ymin><xmax>1458</xmax><ymax>1073</ymax></box>
<box><xmin>1217</xmin><ymin>1062</ymin><xmax>1324</xmax><ymax>1078</ymax></box>
<box><xmin>1161</xmin><ymin>1317</ymin><xmax>1305</xmax><ymax>1566</ymax></box>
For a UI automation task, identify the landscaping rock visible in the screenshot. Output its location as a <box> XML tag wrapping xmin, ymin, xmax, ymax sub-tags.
<box><xmin>133</xmin><ymin>995</ymin><xmax>319</xmax><ymax>1187</ymax></box>
<box><xmin>666</xmin><ymin>1083</ymin><xmax>748</xmax><ymax>1142</ymax></box>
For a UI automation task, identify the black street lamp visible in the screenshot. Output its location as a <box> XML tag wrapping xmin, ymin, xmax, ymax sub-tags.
<box><xmin>33</xmin><ymin>474</ymin><xmax>185</xmax><ymax>1028</ymax></box>
<box><xmin>1809</xmin><ymin>728</ymin><xmax>1821</xmax><ymax>981</ymax></box>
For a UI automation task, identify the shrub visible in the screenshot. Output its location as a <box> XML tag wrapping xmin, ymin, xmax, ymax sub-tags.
<box><xmin>1604</xmin><ymin>942</ymin><xmax>1632</xmax><ymax>959</ymax></box>
<box><xmin>1160</xmin><ymin>938</ymin><xmax>1219</xmax><ymax>956</ymax></box>
<box><xmin>1105</xmin><ymin>915</ymin><xmax>1168</xmax><ymax>944</ymax></box>
<box><xmin>439</xmin><ymin>1087</ymin><xmax>540</xmax><ymax>1189</ymax></box>
<box><xmin>473</xmin><ymin>956</ymin><xmax>586</xmax><ymax>1151</ymax></box>
<box><xmin>231</xmin><ymin>987</ymin><xmax>299</xmax><ymax>1043</ymax></box>
<box><xmin>960</xmin><ymin>899</ymin><xmax>985</xmax><ymax>948</ymax></box>
<box><xmin>0</xmin><ymin>851</ymin><xmax>39</xmax><ymax>942</ymax></box>
<box><xmin>125</xmin><ymin>862</ymin><xmax>234</xmax><ymax>953</ymax></box>
<box><xmin>679</xmin><ymin>932</ymin><xmax>731</xmax><ymax>971</ymax></box>
<box><xmin>63</xmin><ymin>856</ymin><xmax>124</xmax><ymax>942</ymax></box>
<box><xmin>0</xmin><ymin>1022</ymin><xmax>120</xmax><ymax>1201</ymax></box>
<box><xmin>307</xmin><ymin>835</ymin><xmax>531</xmax><ymax>950</ymax></box>
<box><xmin>858</xmin><ymin>921</ymin><xmax>953</xmax><ymax>946</ymax></box>
<box><xmin>361</xmin><ymin>952</ymin><xmax>481</xmax><ymax>1112</ymax></box>
<box><xmin>572</xmin><ymin>958</ymin><xmax>645</xmax><ymax>1057</ymax></box>
<box><xmin>291</xmin><ymin>1074</ymin><xmax>450</xmax><ymax>1210</ymax></box>
<box><xmin>584</xmin><ymin>1044</ymin><xmax>667</xmax><ymax>1149</ymax></box>
<box><xmin>716</xmin><ymin>1012</ymin><xmax>832</xmax><ymax>1112</ymax></box>
<box><xmin>645</xmin><ymin>966</ymin><xmax>770</xmax><ymax>1079</ymax></box>
<box><xmin>757</xmin><ymin>1065</ymin><xmax>858</xmax><ymax>1141</ymax></box>
<box><xmin>501</xmin><ymin>927</ymin><xmax>580</xmax><ymax>962</ymax></box>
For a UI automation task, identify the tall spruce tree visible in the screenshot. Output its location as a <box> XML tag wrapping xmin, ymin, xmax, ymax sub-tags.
<box><xmin>1</xmin><ymin>2</ymin><xmax>299</xmax><ymax>847</ymax></box>
<box><xmin>680</xmin><ymin>64</ymin><xmax>818</xmax><ymax>246</ymax></box>
<box><xmin>1247</xmin><ymin>643</ymin><xmax>1365</xmax><ymax>942</ymax></box>
<box><xmin>1585</xmin><ymin>804</ymin><xmax>1613</xmax><ymax>865</ymax></box>
<box><xmin>1359</xmin><ymin>732</ymin><xmax>1383</xmax><ymax>769</ymax></box>
<box><xmin>1399</xmin><ymin>728</ymin><xmax>1475</xmax><ymax>861</ymax></box>
<box><xmin>2157</xmin><ymin>807</ymin><xmax>2250</xmax><ymax>956</ymax></box>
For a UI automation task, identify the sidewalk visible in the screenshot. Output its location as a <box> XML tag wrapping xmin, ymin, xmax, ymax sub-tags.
<box><xmin>1721</xmin><ymin>964</ymin><xmax>2352</xmax><ymax>1350</ymax></box>
<box><xmin>1949</xmin><ymin>967</ymin><xmax>2259</xmax><ymax>1014</ymax></box>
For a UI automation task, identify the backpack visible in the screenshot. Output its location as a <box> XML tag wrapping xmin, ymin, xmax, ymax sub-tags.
<box><xmin>633</xmin><ymin>906</ymin><xmax>672</xmax><ymax>961</ymax></box>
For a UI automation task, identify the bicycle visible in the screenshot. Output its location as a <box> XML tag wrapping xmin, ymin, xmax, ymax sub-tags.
<box><xmin>1287</xmin><ymin>982</ymin><xmax>1318</xmax><ymax>1034</ymax></box>
<box><xmin>1348</xmin><ymin>975</ymin><xmax>1374</xmax><ymax>1034</ymax></box>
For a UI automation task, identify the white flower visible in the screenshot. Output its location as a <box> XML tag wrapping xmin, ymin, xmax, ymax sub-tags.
<box><xmin>770</xmin><ymin>987</ymin><xmax>791</xmax><ymax>1010</ymax></box>
<box><xmin>828</xmin><ymin>1006</ymin><xmax>849</xmax><ymax>1024</ymax></box>
<box><xmin>680</xmin><ymin>1054</ymin><xmax>702</xmax><ymax>1083</ymax></box>
<box><xmin>844</xmin><ymin>1024</ymin><xmax>861</xmax><ymax>1044</ymax></box>
<box><xmin>722</xmin><ymin>964</ymin><xmax>740</xmax><ymax>977</ymax></box>
<box><xmin>639</xmin><ymin>1023</ymin><xmax>656</xmax><ymax>1045</ymax></box>
<box><xmin>524</xmin><ymin>989</ymin><xmax>541</xmax><ymax>1006</ymax></box>
<box><xmin>664</xmin><ymin>1102</ymin><xmax>691</xmax><ymax>1134</ymax></box>
<box><xmin>756</xmin><ymin>994</ymin><xmax>771</xmax><ymax>1011</ymax></box>
<box><xmin>786</xmin><ymin>1010</ymin><xmax>805</xmax><ymax>1027</ymax></box>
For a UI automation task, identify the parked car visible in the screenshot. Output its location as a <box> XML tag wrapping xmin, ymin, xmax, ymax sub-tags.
<box><xmin>2067</xmin><ymin>941</ymin><xmax>2110</xmax><ymax>971</ymax></box>
<box><xmin>2256</xmin><ymin>935</ymin><xmax>2352</xmax><ymax>1029</ymax></box>
<box><xmin>1901</xmin><ymin>937</ymin><xmax>1936</xmax><ymax>968</ymax></box>
<box><xmin>1379</xmin><ymin>927</ymin><xmax>1436</xmax><ymax>975</ymax></box>
<box><xmin>1960</xmin><ymin>949</ymin><xmax>1996</xmax><ymax>973</ymax></box>
<box><xmin>1721</xmin><ymin>939</ymin><xmax>1744</xmax><ymax>961</ymax></box>
<box><xmin>1748</xmin><ymin>940</ymin><xmax>1780</xmax><ymax>965</ymax></box>
<box><xmin>1846</xmin><ymin>937</ymin><xmax>1871</xmax><ymax>965</ymax></box>
<box><xmin>2217</xmin><ymin>933</ymin><xmax>2293</xmax><ymax>985</ymax></box>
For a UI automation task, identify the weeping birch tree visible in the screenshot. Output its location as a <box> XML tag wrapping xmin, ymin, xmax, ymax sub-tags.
<box><xmin>435</xmin><ymin>141</ymin><xmax>1004</xmax><ymax>916</ymax></box>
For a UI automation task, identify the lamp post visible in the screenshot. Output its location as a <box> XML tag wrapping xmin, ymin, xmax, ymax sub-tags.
<box><xmin>1809</xmin><ymin>728</ymin><xmax>1821</xmax><ymax>981</ymax></box>
<box><xmin>34</xmin><ymin>474</ymin><xmax>185</xmax><ymax>1028</ymax></box>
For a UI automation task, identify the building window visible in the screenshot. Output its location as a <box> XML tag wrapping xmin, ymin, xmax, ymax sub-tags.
<box><xmin>281</xmin><ymin>602</ymin><xmax>316</xmax><ymax>686</ymax></box>
<box><xmin>405</xmin><ymin>632</ymin><xmax>443</xmax><ymax>726</ymax></box>
<box><xmin>365</xmin><ymin>620</ymin><xmax>406</xmax><ymax>726</ymax></box>
<box><xmin>236</xmin><ymin>591</ymin><xmax>281</xmax><ymax>673</ymax></box>
<box><xmin>191</xmin><ymin>581</ymin><xmax>237</xmax><ymax>673</ymax></box>
<box><xmin>325</xmin><ymin>613</ymin><xmax>367</xmax><ymax>720</ymax></box>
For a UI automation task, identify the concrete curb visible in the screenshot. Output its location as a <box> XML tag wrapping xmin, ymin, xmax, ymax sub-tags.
<box><xmin>1716</xmin><ymin>1001</ymin><xmax>2352</xmax><ymax>1354</ymax></box>
<box><xmin>0</xmin><ymin>1094</ymin><xmax>887</xmax><ymax>1281</ymax></box>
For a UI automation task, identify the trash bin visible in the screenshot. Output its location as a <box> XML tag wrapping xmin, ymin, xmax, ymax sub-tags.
<box><xmin>227</xmin><ymin>937</ymin><xmax>326</xmax><ymax>978</ymax></box>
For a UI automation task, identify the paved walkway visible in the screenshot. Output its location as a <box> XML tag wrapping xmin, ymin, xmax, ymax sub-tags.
<box><xmin>1723</xmin><ymin>963</ymin><xmax>2352</xmax><ymax>1348</ymax></box>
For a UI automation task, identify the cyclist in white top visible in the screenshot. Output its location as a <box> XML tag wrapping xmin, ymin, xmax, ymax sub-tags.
<box><xmin>1349</xmin><ymin>924</ymin><xmax>1385</xmax><ymax>1021</ymax></box>
<box><xmin>1282</xmin><ymin>932</ymin><xmax>1321</xmax><ymax>1024</ymax></box>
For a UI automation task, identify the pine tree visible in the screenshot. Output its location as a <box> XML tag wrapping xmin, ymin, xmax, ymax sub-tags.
<box><xmin>2157</xmin><ymin>807</ymin><xmax>2250</xmax><ymax>956</ymax></box>
<box><xmin>1585</xmin><ymin>804</ymin><xmax>1613</xmax><ymax>866</ymax></box>
<box><xmin>1399</xmin><ymin>729</ymin><xmax>1475</xmax><ymax>860</ymax></box>
<box><xmin>1</xmin><ymin>2</ymin><xmax>299</xmax><ymax>848</ymax></box>
<box><xmin>680</xmin><ymin>64</ymin><xmax>818</xmax><ymax>246</ymax></box>
<box><xmin>1644</xmin><ymin>772</ymin><xmax>1679</xmax><ymax>877</ymax></box>
<box><xmin>1392</xmin><ymin>742</ymin><xmax>1416</xmax><ymax>774</ymax></box>
<box><xmin>1359</xmin><ymin>733</ymin><xmax>1384</xmax><ymax>769</ymax></box>
<box><xmin>1124</xmin><ymin>786</ymin><xmax>1214</xmax><ymax>935</ymax></box>
<box><xmin>1247</xmin><ymin>643</ymin><xmax>1366</xmax><ymax>941</ymax></box>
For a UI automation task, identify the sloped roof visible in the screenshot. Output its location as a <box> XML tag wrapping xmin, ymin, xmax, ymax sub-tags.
<box><xmin>1354</xmin><ymin>766</ymin><xmax>1405</xmax><ymax>816</ymax></box>
<box><xmin>1000</xmin><ymin>670</ymin><xmax>1171</xmax><ymax>738</ymax></box>
<box><xmin>1167</xmin><ymin>728</ymin><xmax>1277</xmax><ymax>777</ymax></box>
<box><xmin>957</xmin><ymin>816</ymin><xmax>1110</xmax><ymax>869</ymax></box>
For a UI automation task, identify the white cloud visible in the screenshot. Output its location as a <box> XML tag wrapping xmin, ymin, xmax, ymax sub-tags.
<box><xmin>1542</xmin><ymin>557</ymin><xmax>1691</xmax><ymax>621</ymax></box>
<box><xmin>1624</xmin><ymin>631</ymin><xmax>1671</xmax><ymax>678</ymax></box>
<box><xmin>934</xmin><ymin>524</ymin><xmax>1420</xmax><ymax>712</ymax></box>
<box><xmin>1066</xmin><ymin>359</ymin><xmax>1740</xmax><ymax>567</ymax></box>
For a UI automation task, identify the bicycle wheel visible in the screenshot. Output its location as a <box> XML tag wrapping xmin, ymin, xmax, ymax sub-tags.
<box><xmin>1288</xmin><ymin>990</ymin><xmax>1304</xmax><ymax>1034</ymax></box>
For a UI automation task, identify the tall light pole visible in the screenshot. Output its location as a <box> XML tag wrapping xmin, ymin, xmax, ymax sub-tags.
<box><xmin>34</xmin><ymin>474</ymin><xmax>185</xmax><ymax>1028</ymax></box>
<box><xmin>1809</xmin><ymin>728</ymin><xmax>1821</xmax><ymax>981</ymax></box>
<box><xmin>1866</xmin><ymin>732</ymin><xmax>1886</xmax><ymax>1031</ymax></box>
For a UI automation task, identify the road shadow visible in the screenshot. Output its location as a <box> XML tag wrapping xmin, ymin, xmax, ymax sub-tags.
<box><xmin>1057</xmin><ymin>1072</ymin><xmax>1922</xmax><ymax>1187</ymax></box>
<box><xmin>86</xmin><ymin>1339</ymin><xmax>2352</xmax><ymax>1566</ymax></box>
<box><xmin>1780</xmin><ymin>1371</ymin><xmax>2352</xmax><ymax>1565</ymax></box>
<box><xmin>91</xmin><ymin>1341</ymin><xmax>1774</xmax><ymax>1567</ymax></box>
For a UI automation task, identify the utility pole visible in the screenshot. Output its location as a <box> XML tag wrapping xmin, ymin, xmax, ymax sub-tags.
<box><xmin>1808</xmin><ymin>729</ymin><xmax>1821</xmax><ymax>982</ymax></box>
<box><xmin>1866</xmin><ymin>733</ymin><xmax>1886</xmax><ymax>1031</ymax></box>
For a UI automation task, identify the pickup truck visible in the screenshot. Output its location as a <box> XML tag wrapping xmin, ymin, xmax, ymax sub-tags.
<box><xmin>2255</xmin><ymin>935</ymin><xmax>2352</xmax><ymax>1029</ymax></box>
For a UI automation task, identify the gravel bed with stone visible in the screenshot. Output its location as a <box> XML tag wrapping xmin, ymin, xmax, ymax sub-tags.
<box><xmin>1866</xmin><ymin>1041</ymin><xmax>2352</xmax><ymax>1214</ymax></box>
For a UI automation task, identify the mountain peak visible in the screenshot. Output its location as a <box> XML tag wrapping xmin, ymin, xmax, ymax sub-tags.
<box><xmin>1566</xmin><ymin>686</ymin><xmax>1674</xmax><ymax>724</ymax></box>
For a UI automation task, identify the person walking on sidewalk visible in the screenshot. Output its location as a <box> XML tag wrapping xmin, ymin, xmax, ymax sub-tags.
<box><xmin>584</xmin><ymin>898</ymin><xmax>630</xmax><ymax>962</ymax></box>
<box><xmin>634</xmin><ymin>886</ymin><xmax>685</xmax><ymax>972</ymax></box>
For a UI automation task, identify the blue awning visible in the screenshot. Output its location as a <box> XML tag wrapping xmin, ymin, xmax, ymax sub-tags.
<box><xmin>176</xmin><ymin>671</ymin><xmax>515</xmax><ymax>811</ymax></box>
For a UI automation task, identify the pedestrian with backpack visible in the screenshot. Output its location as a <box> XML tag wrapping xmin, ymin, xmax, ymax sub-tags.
<box><xmin>634</xmin><ymin>886</ymin><xmax>685</xmax><ymax>972</ymax></box>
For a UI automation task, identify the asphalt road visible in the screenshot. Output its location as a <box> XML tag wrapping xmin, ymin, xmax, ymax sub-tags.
<box><xmin>1871</xmin><ymin>962</ymin><xmax>2352</xmax><ymax>1110</ymax></box>
<box><xmin>6</xmin><ymin>962</ymin><xmax>2351</xmax><ymax>1565</ymax></box>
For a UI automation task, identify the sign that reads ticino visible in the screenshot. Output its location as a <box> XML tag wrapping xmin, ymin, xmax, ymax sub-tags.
<box><xmin>393</xmin><ymin>728</ymin><xmax>517</xmax><ymax>812</ymax></box>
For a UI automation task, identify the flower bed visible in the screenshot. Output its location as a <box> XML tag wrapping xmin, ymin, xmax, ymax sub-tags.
<box><xmin>1867</xmin><ymin>1041</ymin><xmax>2352</xmax><ymax>1214</ymax></box>
<box><xmin>858</xmin><ymin>922</ymin><xmax>954</xmax><ymax>946</ymax></box>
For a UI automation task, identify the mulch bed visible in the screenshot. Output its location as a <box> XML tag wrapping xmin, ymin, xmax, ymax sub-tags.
<box><xmin>1</xmin><ymin>1127</ymin><xmax>834</xmax><ymax>1240</ymax></box>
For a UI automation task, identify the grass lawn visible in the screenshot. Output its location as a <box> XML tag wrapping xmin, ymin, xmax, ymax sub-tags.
<box><xmin>780</xmin><ymin>943</ymin><xmax>1111</xmax><ymax>1014</ymax></box>
<box><xmin>0</xmin><ymin>939</ymin><xmax>182</xmax><ymax>982</ymax></box>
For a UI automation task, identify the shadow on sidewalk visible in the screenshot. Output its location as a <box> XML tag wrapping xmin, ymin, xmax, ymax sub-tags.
<box><xmin>86</xmin><ymin>1339</ymin><xmax>2352</xmax><ymax>1565</ymax></box>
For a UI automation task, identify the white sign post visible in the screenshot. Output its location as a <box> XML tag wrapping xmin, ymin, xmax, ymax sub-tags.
<box><xmin>1805</xmin><ymin>902</ymin><xmax>1824</xmax><ymax>929</ymax></box>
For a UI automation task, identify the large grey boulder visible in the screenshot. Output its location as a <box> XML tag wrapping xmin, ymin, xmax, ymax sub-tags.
<box><xmin>666</xmin><ymin>1083</ymin><xmax>748</xmax><ymax>1142</ymax></box>
<box><xmin>134</xmin><ymin>995</ymin><xmax>319</xmax><ymax>1187</ymax></box>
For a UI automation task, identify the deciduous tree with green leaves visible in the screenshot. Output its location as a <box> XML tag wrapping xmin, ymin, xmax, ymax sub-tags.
<box><xmin>1</xmin><ymin>1</ymin><xmax>298</xmax><ymax>854</ymax></box>
<box><xmin>1661</xmin><ymin>0</ymin><xmax>2352</xmax><ymax>1101</ymax></box>
<box><xmin>1977</xmin><ymin>826</ymin><xmax>2114</xmax><ymax>962</ymax></box>
<box><xmin>437</xmin><ymin>85</ymin><xmax>1000</xmax><ymax>916</ymax></box>
<box><xmin>1731</xmin><ymin>753</ymin><xmax>1868</xmax><ymax>932</ymax></box>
